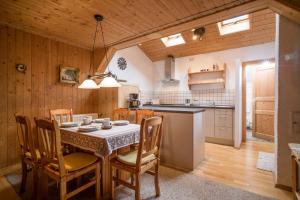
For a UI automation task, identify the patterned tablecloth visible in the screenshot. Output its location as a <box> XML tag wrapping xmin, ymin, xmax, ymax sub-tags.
<box><xmin>60</xmin><ymin>123</ymin><xmax>140</xmax><ymax>157</ymax></box>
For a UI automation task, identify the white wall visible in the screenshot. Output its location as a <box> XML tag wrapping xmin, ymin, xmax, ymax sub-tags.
<box><xmin>153</xmin><ymin>42</ymin><xmax>275</xmax><ymax>91</ymax></box>
<box><xmin>107</xmin><ymin>46</ymin><xmax>154</xmax><ymax>91</ymax></box>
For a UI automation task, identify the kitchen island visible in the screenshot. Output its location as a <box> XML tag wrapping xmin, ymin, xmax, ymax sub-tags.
<box><xmin>140</xmin><ymin>106</ymin><xmax>205</xmax><ymax>171</ymax></box>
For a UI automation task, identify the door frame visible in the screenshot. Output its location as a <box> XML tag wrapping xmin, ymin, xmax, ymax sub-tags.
<box><xmin>241</xmin><ymin>58</ymin><xmax>275</xmax><ymax>142</ymax></box>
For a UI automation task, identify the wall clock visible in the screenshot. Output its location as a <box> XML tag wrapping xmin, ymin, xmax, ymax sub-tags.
<box><xmin>117</xmin><ymin>57</ymin><xmax>127</xmax><ymax>70</ymax></box>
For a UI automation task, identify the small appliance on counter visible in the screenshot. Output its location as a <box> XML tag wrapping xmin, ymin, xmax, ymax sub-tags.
<box><xmin>128</xmin><ymin>93</ymin><xmax>141</xmax><ymax>108</ymax></box>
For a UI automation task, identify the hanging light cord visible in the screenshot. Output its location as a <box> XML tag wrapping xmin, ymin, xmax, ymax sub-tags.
<box><xmin>89</xmin><ymin>19</ymin><xmax>100</xmax><ymax>75</ymax></box>
<box><xmin>99</xmin><ymin>21</ymin><xmax>110</xmax><ymax>72</ymax></box>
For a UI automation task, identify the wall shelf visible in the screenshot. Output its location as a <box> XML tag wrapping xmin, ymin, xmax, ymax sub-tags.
<box><xmin>188</xmin><ymin>70</ymin><xmax>224</xmax><ymax>75</ymax></box>
<box><xmin>188</xmin><ymin>64</ymin><xmax>226</xmax><ymax>90</ymax></box>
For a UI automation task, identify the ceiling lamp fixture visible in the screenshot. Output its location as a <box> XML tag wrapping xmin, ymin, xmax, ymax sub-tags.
<box><xmin>78</xmin><ymin>14</ymin><xmax>121</xmax><ymax>89</ymax></box>
<box><xmin>192</xmin><ymin>27</ymin><xmax>205</xmax><ymax>40</ymax></box>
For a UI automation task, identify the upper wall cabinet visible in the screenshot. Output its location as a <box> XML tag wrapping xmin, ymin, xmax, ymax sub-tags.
<box><xmin>188</xmin><ymin>64</ymin><xmax>227</xmax><ymax>90</ymax></box>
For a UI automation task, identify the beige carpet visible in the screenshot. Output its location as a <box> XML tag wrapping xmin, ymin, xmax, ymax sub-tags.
<box><xmin>6</xmin><ymin>166</ymin><xmax>276</xmax><ymax>200</ymax></box>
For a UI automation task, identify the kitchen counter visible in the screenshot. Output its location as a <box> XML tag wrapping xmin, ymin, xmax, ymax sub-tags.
<box><xmin>143</xmin><ymin>107</ymin><xmax>205</xmax><ymax>171</ymax></box>
<box><xmin>140</xmin><ymin>106</ymin><xmax>205</xmax><ymax>113</ymax></box>
<box><xmin>142</xmin><ymin>104</ymin><xmax>235</xmax><ymax>109</ymax></box>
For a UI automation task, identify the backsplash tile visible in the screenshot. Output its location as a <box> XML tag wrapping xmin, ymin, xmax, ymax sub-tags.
<box><xmin>140</xmin><ymin>89</ymin><xmax>235</xmax><ymax>105</ymax></box>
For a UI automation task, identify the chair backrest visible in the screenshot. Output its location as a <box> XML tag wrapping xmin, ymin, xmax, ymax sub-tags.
<box><xmin>35</xmin><ymin>118</ymin><xmax>65</xmax><ymax>175</ymax></box>
<box><xmin>15</xmin><ymin>115</ymin><xmax>37</xmax><ymax>161</ymax></box>
<box><xmin>49</xmin><ymin>109</ymin><xmax>73</xmax><ymax>125</ymax></box>
<box><xmin>113</xmin><ymin>108</ymin><xmax>130</xmax><ymax>121</ymax></box>
<box><xmin>136</xmin><ymin>116</ymin><xmax>163</xmax><ymax>167</ymax></box>
<box><xmin>136</xmin><ymin>109</ymin><xmax>154</xmax><ymax>124</ymax></box>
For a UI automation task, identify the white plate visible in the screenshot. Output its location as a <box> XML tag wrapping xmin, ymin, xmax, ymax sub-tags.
<box><xmin>113</xmin><ymin>120</ymin><xmax>130</xmax><ymax>126</ymax></box>
<box><xmin>60</xmin><ymin>122</ymin><xmax>79</xmax><ymax>128</ymax></box>
<box><xmin>94</xmin><ymin>118</ymin><xmax>105</xmax><ymax>123</ymax></box>
<box><xmin>78</xmin><ymin>126</ymin><xmax>98</xmax><ymax>132</ymax></box>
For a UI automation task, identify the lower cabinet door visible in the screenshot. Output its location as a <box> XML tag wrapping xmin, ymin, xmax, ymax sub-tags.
<box><xmin>214</xmin><ymin>126</ymin><xmax>233</xmax><ymax>140</ymax></box>
<box><xmin>203</xmin><ymin>109</ymin><xmax>214</xmax><ymax>137</ymax></box>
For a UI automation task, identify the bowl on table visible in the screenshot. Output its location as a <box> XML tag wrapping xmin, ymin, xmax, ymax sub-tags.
<box><xmin>101</xmin><ymin>124</ymin><xmax>112</xmax><ymax>130</ymax></box>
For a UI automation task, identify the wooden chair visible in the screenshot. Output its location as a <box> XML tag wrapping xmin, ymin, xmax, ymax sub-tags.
<box><xmin>49</xmin><ymin>108</ymin><xmax>73</xmax><ymax>125</ymax></box>
<box><xmin>110</xmin><ymin>116</ymin><xmax>164</xmax><ymax>200</ymax></box>
<box><xmin>35</xmin><ymin>118</ymin><xmax>101</xmax><ymax>200</ymax></box>
<box><xmin>113</xmin><ymin>108</ymin><xmax>130</xmax><ymax>121</ymax></box>
<box><xmin>136</xmin><ymin>109</ymin><xmax>154</xmax><ymax>124</ymax></box>
<box><xmin>50</xmin><ymin>108</ymin><xmax>74</xmax><ymax>154</ymax></box>
<box><xmin>15</xmin><ymin>115</ymin><xmax>41</xmax><ymax>198</ymax></box>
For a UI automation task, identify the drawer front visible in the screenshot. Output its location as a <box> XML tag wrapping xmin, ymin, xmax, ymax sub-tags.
<box><xmin>215</xmin><ymin>126</ymin><xmax>233</xmax><ymax>140</ymax></box>
<box><xmin>215</xmin><ymin>109</ymin><xmax>233</xmax><ymax>116</ymax></box>
<box><xmin>215</xmin><ymin>115</ymin><xmax>232</xmax><ymax>127</ymax></box>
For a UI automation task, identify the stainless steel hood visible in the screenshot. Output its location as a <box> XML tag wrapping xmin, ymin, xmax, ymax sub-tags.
<box><xmin>162</xmin><ymin>55</ymin><xmax>179</xmax><ymax>83</ymax></box>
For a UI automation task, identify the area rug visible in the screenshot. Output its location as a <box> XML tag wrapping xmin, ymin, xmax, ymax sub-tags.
<box><xmin>6</xmin><ymin>166</ymin><xmax>276</xmax><ymax>200</ymax></box>
<box><xmin>256</xmin><ymin>151</ymin><xmax>275</xmax><ymax>172</ymax></box>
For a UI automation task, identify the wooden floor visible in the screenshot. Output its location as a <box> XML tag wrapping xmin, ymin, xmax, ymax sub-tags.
<box><xmin>194</xmin><ymin>141</ymin><xmax>292</xmax><ymax>200</ymax></box>
<box><xmin>0</xmin><ymin>141</ymin><xmax>292</xmax><ymax>200</ymax></box>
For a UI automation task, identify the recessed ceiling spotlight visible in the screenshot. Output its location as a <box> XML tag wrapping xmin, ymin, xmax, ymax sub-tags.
<box><xmin>192</xmin><ymin>27</ymin><xmax>205</xmax><ymax>40</ymax></box>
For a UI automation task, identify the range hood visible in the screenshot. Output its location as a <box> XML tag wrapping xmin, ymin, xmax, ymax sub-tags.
<box><xmin>162</xmin><ymin>55</ymin><xmax>179</xmax><ymax>83</ymax></box>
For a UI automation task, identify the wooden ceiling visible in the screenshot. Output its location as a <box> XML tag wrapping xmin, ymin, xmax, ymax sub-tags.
<box><xmin>139</xmin><ymin>9</ymin><xmax>276</xmax><ymax>61</ymax></box>
<box><xmin>0</xmin><ymin>0</ymin><xmax>254</xmax><ymax>49</ymax></box>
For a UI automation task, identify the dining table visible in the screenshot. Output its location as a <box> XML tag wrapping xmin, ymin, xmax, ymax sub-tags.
<box><xmin>59</xmin><ymin>122</ymin><xmax>141</xmax><ymax>197</ymax></box>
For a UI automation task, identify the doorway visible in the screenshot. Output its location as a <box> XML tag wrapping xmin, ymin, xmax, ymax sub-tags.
<box><xmin>242</xmin><ymin>59</ymin><xmax>275</xmax><ymax>143</ymax></box>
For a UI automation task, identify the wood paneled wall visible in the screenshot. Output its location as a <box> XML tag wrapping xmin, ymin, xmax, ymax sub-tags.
<box><xmin>0</xmin><ymin>25</ymin><xmax>98</xmax><ymax>168</ymax></box>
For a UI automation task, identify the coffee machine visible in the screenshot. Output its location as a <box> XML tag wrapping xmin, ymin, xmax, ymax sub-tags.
<box><xmin>128</xmin><ymin>93</ymin><xmax>140</xmax><ymax>108</ymax></box>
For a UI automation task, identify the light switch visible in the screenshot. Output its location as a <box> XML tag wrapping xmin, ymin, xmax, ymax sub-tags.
<box><xmin>290</xmin><ymin>111</ymin><xmax>300</xmax><ymax>134</ymax></box>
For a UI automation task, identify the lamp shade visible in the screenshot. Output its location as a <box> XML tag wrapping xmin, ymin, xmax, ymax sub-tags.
<box><xmin>98</xmin><ymin>76</ymin><xmax>121</xmax><ymax>87</ymax></box>
<box><xmin>78</xmin><ymin>79</ymin><xmax>100</xmax><ymax>89</ymax></box>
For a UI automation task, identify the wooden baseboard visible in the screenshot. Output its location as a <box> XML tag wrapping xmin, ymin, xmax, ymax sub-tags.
<box><xmin>275</xmin><ymin>183</ymin><xmax>292</xmax><ymax>192</ymax></box>
<box><xmin>160</xmin><ymin>162</ymin><xmax>191</xmax><ymax>173</ymax></box>
<box><xmin>0</xmin><ymin>163</ymin><xmax>21</xmax><ymax>176</ymax></box>
<box><xmin>253</xmin><ymin>132</ymin><xmax>274</xmax><ymax>142</ymax></box>
<box><xmin>205</xmin><ymin>137</ymin><xmax>234</xmax><ymax>146</ymax></box>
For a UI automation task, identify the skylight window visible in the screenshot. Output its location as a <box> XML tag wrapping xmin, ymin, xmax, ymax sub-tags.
<box><xmin>217</xmin><ymin>14</ymin><xmax>250</xmax><ymax>35</ymax></box>
<box><xmin>161</xmin><ymin>33</ymin><xmax>185</xmax><ymax>47</ymax></box>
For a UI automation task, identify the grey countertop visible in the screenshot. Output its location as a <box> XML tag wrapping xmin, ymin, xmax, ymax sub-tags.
<box><xmin>142</xmin><ymin>104</ymin><xmax>235</xmax><ymax>109</ymax></box>
<box><xmin>140</xmin><ymin>106</ymin><xmax>205</xmax><ymax>114</ymax></box>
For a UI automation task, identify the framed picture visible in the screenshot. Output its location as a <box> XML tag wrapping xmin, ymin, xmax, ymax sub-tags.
<box><xmin>59</xmin><ymin>66</ymin><xmax>80</xmax><ymax>84</ymax></box>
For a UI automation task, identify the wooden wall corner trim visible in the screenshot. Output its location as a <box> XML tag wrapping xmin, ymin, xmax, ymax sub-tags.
<box><xmin>94</xmin><ymin>47</ymin><xmax>117</xmax><ymax>73</ymax></box>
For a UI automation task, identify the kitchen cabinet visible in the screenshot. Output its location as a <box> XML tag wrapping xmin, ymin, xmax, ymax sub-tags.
<box><xmin>155</xmin><ymin>110</ymin><xmax>205</xmax><ymax>171</ymax></box>
<box><xmin>203</xmin><ymin>109</ymin><xmax>215</xmax><ymax>137</ymax></box>
<box><xmin>203</xmin><ymin>108</ymin><xmax>234</xmax><ymax>146</ymax></box>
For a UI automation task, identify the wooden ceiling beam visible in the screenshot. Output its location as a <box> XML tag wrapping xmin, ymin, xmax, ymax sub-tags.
<box><xmin>268</xmin><ymin>0</ymin><xmax>300</xmax><ymax>23</ymax></box>
<box><xmin>110</xmin><ymin>0</ymin><xmax>300</xmax><ymax>51</ymax></box>
<box><xmin>93</xmin><ymin>0</ymin><xmax>300</xmax><ymax>71</ymax></box>
<box><xmin>111</xmin><ymin>0</ymin><xmax>269</xmax><ymax>50</ymax></box>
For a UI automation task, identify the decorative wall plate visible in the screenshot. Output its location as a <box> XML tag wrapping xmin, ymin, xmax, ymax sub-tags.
<box><xmin>117</xmin><ymin>57</ymin><xmax>127</xmax><ymax>70</ymax></box>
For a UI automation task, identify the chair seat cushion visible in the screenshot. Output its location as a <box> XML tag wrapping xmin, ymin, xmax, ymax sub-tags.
<box><xmin>63</xmin><ymin>152</ymin><xmax>98</xmax><ymax>172</ymax></box>
<box><xmin>117</xmin><ymin>150</ymin><xmax>156</xmax><ymax>166</ymax></box>
<box><xmin>24</xmin><ymin>149</ymin><xmax>41</xmax><ymax>161</ymax></box>
<box><xmin>49</xmin><ymin>152</ymin><xmax>98</xmax><ymax>172</ymax></box>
